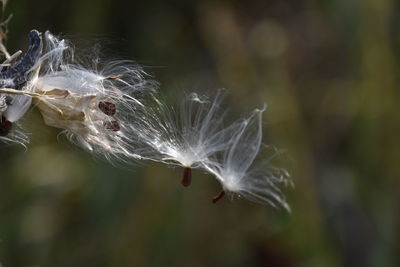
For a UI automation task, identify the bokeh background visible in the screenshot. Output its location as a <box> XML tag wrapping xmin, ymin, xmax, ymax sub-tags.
<box><xmin>1</xmin><ymin>0</ymin><xmax>399</xmax><ymax>266</ymax></box>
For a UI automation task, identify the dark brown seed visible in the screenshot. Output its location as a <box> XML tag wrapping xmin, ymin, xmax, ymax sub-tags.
<box><xmin>98</xmin><ymin>101</ymin><xmax>117</xmax><ymax>116</ymax></box>
<box><xmin>0</xmin><ymin>117</ymin><xmax>12</xmax><ymax>136</ymax></box>
<box><xmin>212</xmin><ymin>190</ymin><xmax>225</xmax><ymax>203</ymax></box>
<box><xmin>104</xmin><ymin>120</ymin><xmax>121</xmax><ymax>131</ymax></box>
<box><xmin>181</xmin><ymin>167</ymin><xmax>192</xmax><ymax>187</ymax></box>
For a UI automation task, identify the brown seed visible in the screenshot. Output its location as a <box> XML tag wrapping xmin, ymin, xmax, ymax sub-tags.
<box><xmin>0</xmin><ymin>117</ymin><xmax>12</xmax><ymax>136</ymax></box>
<box><xmin>104</xmin><ymin>74</ymin><xmax>123</xmax><ymax>80</ymax></box>
<box><xmin>212</xmin><ymin>190</ymin><xmax>225</xmax><ymax>203</ymax></box>
<box><xmin>181</xmin><ymin>167</ymin><xmax>192</xmax><ymax>187</ymax></box>
<box><xmin>98</xmin><ymin>101</ymin><xmax>117</xmax><ymax>116</ymax></box>
<box><xmin>104</xmin><ymin>120</ymin><xmax>121</xmax><ymax>131</ymax></box>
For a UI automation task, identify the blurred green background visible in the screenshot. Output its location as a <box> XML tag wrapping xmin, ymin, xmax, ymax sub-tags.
<box><xmin>1</xmin><ymin>0</ymin><xmax>399</xmax><ymax>266</ymax></box>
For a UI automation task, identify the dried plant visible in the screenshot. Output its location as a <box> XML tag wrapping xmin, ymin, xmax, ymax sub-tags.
<box><xmin>0</xmin><ymin>28</ymin><xmax>291</xmax><ymax>210</ymax></box>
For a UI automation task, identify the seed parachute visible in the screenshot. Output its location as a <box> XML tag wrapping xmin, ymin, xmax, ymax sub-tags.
<box><xmin>0</xmin><ymin>30</ymin><xmax>292</xmax><ymax>211</ymax></box>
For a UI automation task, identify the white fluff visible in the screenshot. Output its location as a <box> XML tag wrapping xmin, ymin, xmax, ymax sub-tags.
<box><xmin>203</xmin><ymin>108</ymin><xmax>292</xmax><ymax>211</ymax></box>
<box><xmin>0</xmin><ymin>30</ymin><xmax>292</xmax><ymax>210</ymax></box>
<box><xmin>130</xmin><ymin>90</ymin><xmax>233</xmax><ymax>168</ymax></box>
<box><xmin>29</xmin><ymin>32</ymin><xmax>157</xmax><ymax>162</ymax></box>
<box><xmin>3</xmin><ymin>94</ymin><xmax>31</xmax><ymax>122</ymax></box>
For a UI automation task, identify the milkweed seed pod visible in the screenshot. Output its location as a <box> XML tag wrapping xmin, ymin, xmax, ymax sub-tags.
<box><xmin>29</xmin><ymin>31</ymin><xmax>157</xmax><ymax>162</ymax></box>
<box><xmin>0</xmin><ymin>29</ymin><xmax>292</xmax><ymax>210</ymax></box>
<box><xmin>0</xmin><ymin>30</ymin><xmax>42</xmax><ymax>143</ymax></box>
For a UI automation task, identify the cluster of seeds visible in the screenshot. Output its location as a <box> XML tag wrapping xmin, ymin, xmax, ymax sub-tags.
<box><xmin>0</xmin><ymin>30</ymin><xmax>291</xmax><ymax>210</ymax></box>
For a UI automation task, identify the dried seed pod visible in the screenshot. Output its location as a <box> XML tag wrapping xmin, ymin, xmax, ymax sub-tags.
<box><xmin>0</xmin><ymin>30</ymin><xmax>42</xmax><ymax>89</ymax></box>
<box><xmin>98</xmin><ymin>101</ymin><xmax>116</xmax><ymax>116</ymax></box>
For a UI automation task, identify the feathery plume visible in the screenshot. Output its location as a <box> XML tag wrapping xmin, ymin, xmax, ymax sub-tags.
<box><xmin>130</xmin><ymin>90</ymin><xmax>234</xmax><ymax>186</ymax></box>
<box><xmin>0</xmin><ymin>29</ymin><xmax>292</xmax><ymax>210</ymax></box>
<box><xmin>202</xmin><ymin>107</ymin><xmax>292</xmax><ymax>211</ymax></box>
<box><xmin>28</xmin><ymin>31</ymin><xmax>157</xmax><ymax>162</ymax></box>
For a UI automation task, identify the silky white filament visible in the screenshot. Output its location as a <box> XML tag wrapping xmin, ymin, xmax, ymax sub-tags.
<box><xmin>0</xmin><ymin>30</ymin><xmax>291</xmax><ymax>210</ymax></box>
<box><xmin>202</xmin><ymin>108</ymin><xmax>292</xmax><ymax>211</ymax></box>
